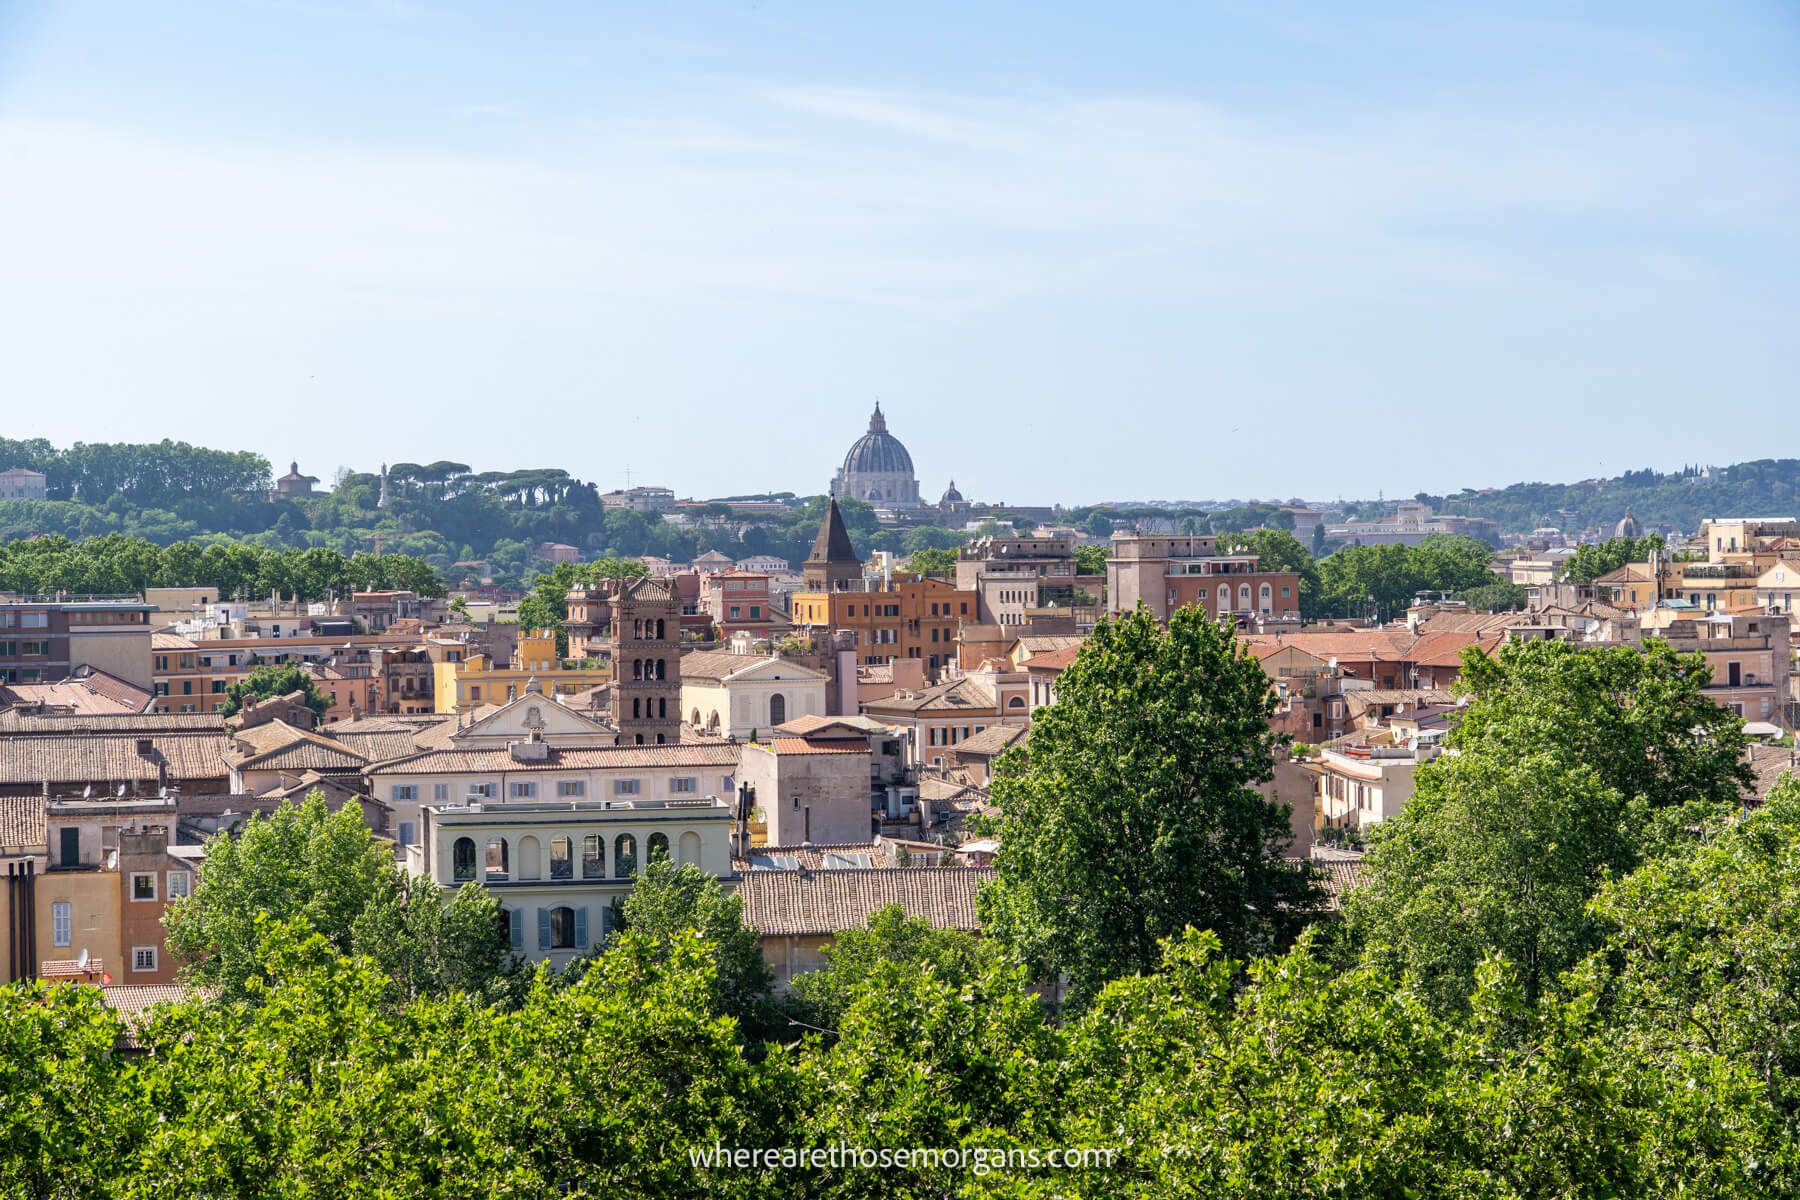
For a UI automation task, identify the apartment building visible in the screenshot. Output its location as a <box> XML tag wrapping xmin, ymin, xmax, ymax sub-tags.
<box><xmin>411</xmin><ymin>792</ymin><xmax>734</xmax><ymax>964</ymax></box>
<box><xmin>1106</xmin><ymin>534</ymin><xmax>1302</xmax><ymax>623</ymax></box>
<box><xmin>0</xmin><ymin>597</ymin><xmax>154</xmax><ymax>688</ymax></box>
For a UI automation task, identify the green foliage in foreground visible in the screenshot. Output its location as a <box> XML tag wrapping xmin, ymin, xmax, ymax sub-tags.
<box><xmin>11</xmin><ymin>783</ymin><xmax>1800</xmax><ymax>1199</ymax></box>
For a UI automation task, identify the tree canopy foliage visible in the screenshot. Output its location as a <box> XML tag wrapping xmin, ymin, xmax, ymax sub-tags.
<box><xmin>979</xmin><ymin>604</ymin><xmax>1321</xmax><ymax>1006</ymax></box>
<box><xmin>0</xmin><ymin>533</ymin><xmax>443</xmax><ymax>599</ymax></box>
<box><xmin>217</xmin><ymin>665</ymin><xmax>330</xmax><ymax>720</ymax></box>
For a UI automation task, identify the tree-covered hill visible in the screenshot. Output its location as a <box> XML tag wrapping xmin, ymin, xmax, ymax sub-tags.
<box><xmin>1422</xmin><ymin>459</ymin><xmax>1800</xmax><ymax>535</ymax></box>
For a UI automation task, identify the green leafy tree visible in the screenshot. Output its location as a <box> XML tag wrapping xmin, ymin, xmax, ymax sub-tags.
<box><xmin>979</xmin><ymin>605</ymin><xmax>1322</xmax><ymax>1005</ymax></box>
<box><xmin>616</xmin><ymin>854</ymin><xmax>772</xmax><ymax>1024</ymax></box>
<box><xmin>1348</xmin><ymin>751</ymin><xmax>1630</xmax><ymax>1010</ymax></box>
<box><xmin>905</xmin><ymin>546</ymin><xmax>957</xmax><ymax>575</ymax></box>
<box><xmin>163</xmin><ymin>795</ymin><xmax>393</xmax><ymax>1002</ymax></box>
<box><xmin>1074</xmin><ymin>543</ymin><xmax>1108</xmax><ymax>575</ymax></box>
<box><xmin>790</xmin><ymin>903</ymin><xmax>992</xmax><ymax>1030</ymax></box>
<box><xmin>1452</xmin><ymin>638</ymin><xmax>1751</xmax><ymax>838</ymax></box>
<box><xmin>1220</xmin><ymin>528</ymin><xmax>1321</xmax><ymax>616</ymax></box>
<box><xmin>349</xmin><ymin>871</ymin><xmax>515</xmax><ymax>1003</ymax></box>
<box><xmin>217</xmin><ymin>664</ymin><xmax>329</xmax><ymax>720</ymax></box>
<box><xmin>0</xmin><ymin>982</ymin><xmax>136</xmax><ymax>1198</ymax></box>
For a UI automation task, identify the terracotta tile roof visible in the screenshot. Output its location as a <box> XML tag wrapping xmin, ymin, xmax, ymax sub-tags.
<box><xmin>151</xmin><ymin>631</ymin><xmax>199</xmax><ymax>650</ymax></box>
<box><xmin>1023</xmin><ymin>646</ymin><xmax>1080</xmax><ymax>673</ymax></box>
<box><xmin>0</xmin><ymin>711</ymin><xmax>225</xmax><ymax>736</ymax></box>
<box><xmin>0</xmin><ymin>795</ymin><xmax>45</xmax><ymax>852</ymax></box>
<box><xmin>39</xmin><ymin>959</ymin><xmax>106</xmax><ymax>980</ymax></box>
<box><xmin>225</xmin><ymin>720</ymin><xmax>369</xmax><ymax>771</ymax></box>
<box><xmin>777</xmin><ymin>714</ymin><xmax>894</xmax><ymax>735</ymax></box>
<box><xmin>0</xmin><ymin>734</ymin><xmax>234</xmax><ymax>787</ymax></box>
<box><xmin>1414</xmin><ymin>611</ymin><xmax>1527</xmax><ymax>635</ymax></box>
<box><xmin>1300</xmin><ymin>851</ymin><xmax>1367</xmax><ymax>911</ymax></box>
<box><xmin>758</xmin><ymin>737</ymin><xmax>869</xmax><ymax>756</ymax></box>
<box><xmin>949</xmin><ymin>724</ymin><xmax>1027</xmax><ymax>757</ymax></box>
<box><xmin>675</xmin><ymin>649</ymin><xmax>747</xmax><ymax>681</ymax></box>
<box><xmin>736</xmin><ymin>866</ymin><xmax>996</xmax><ymax>937</ymax></box>
<box><xmin>1016</xmin><ymin>634</ymin><xmax>1085</xmax><ymax>656</ymax></box>
<box><xmin>863</xmin><ymin>677</ymin><xmax>997</xmax><ymax>715</ymax></box>
<box><xmin>1748</xmin><ymin>743</ymin><xmax>1799</xmax><ymax>802</ymax></box>
<box><xmin>100</xmin><ymin>984</ymin><xmax>192</xmax><ymax>1017</ymax></box>
<box><xmin>372</xmin><ymin>742</ymin><xmax>741</xmax><ymax>775</ymax></box>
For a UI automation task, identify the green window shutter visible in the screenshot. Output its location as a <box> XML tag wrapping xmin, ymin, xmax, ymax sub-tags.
<box><xmin>536</xmin><ymin>907</ymin><xmax>551</xmax><ymax>952</ymax></box>
<box><xmin>573</xmin><ymin>906</ymin><xmax>589</xmax><ymax>952</ymax></box>
<box><xmin>509</xmin><ymin>908</ymin><xmax>523</xmax><ymax>951</ymax></box>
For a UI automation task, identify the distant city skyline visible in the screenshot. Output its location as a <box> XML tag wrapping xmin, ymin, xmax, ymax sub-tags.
<box><xmin>2</xmin><ymin>2</ymin><xmax>1796</xmax><ymax>504</ymax></box>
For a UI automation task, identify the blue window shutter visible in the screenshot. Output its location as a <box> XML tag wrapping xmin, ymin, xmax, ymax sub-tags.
<box><xmin>574</xmin><ymin>906</ymin><xmax>589</xmax><ymax>952</ymax></box>
<box><xmin>509</xmin><ymin>907</ymin><xmax>523</xmax><ymax>951</ymax></box>
<box><xmin>536</xmin><ymin>907</ymin><xmax>551</xmax><ymax>952</ymax></box>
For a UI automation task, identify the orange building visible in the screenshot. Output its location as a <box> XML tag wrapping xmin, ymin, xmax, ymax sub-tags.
<box><xmin>787</xmin><ymin>501</ymin><xmax>978</xmax><ymax>678</ymax></box>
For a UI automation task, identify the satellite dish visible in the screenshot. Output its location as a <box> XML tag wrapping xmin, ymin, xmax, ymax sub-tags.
<box><xmin>77</xmin><ymin>949</ymin><xmax>90</xmax><ymax>969</ymax></box>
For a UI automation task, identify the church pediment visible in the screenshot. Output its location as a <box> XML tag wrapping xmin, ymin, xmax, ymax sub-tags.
<box><xmin>452</xmin><ymin>692</ymin><xmax>616</xmax><ymax>746</ymax></box>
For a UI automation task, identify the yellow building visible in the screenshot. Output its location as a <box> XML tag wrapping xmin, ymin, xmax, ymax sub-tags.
<box><xmin>432</xmin><ymin>629</ymin><xmax>610</xmax><ymax>714</ymax></box>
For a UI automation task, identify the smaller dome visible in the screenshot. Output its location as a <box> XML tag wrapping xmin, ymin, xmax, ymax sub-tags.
<box><xmin>1615</xmin><ymin>506</ymin><xmax>1640</xmax><ymax>539</ymax></box>
<box><xmin>940</xmin><ymin>480</ymin><xmax>964</xmax><ymax>504</ymax></box>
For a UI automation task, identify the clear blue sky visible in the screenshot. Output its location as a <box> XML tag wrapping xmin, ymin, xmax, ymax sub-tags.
<box><xmin>2</xmin><ymin>1</ymin><xmax>1796</xmax><ymax>506</ymax></box>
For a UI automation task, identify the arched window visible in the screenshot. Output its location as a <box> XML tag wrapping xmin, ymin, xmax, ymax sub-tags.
<box><xmin>614</xmin><ymin>834</ymin><xmax>638</xmax><ymax>878</ymax></box>
<box><xmin>516</xmin><ymin>835</ymin><xmax>542</xmax><ymax>881</ymax></box>
<box><xmin>452</xmin><ymin>836</ymin><xmax>477</xmax><ymax>883</ymax></box>
<box><xmin>678</xmin><ymin>830</ymin><xmax>702</xmax><ymax>867</ymax></box>
<box><xmin>549</xmin><ymin>836</ymin><xmax>573</xmax><ymax>881</ymax></box>
<box><xmin>655</xmin><ymin>659</ymin><xmax>666</xmax><ymax>680</ymax></box>
<box><xmin>632</xmin><ymin>659</ymin><xmax>643</xmax><ymax>681</ymax></box>
<box><xmin>581</xmin><ymin>834</ymin><xmax>604</xmax><ymax>878</ymax></box>
<box><xmin>549</xmin><ymin>905</ymin><xmax>575</xmax><ymax>949</ymax></box>
<box><xmin>692</xmin><ymin>708</ymin><xmax>702</xmax><ymax>726</ymax></box>
<box><xmin>768</xmin><ymin>692</ymin><xmax>786</xmax><ymax>726</ymax></box>
<box><xmin>655</xmin><ymin>618</ymin><xmax>665</xmax><ymax>639</ymax></box>
<box><xmin>1259</xmin><ymin>583</ymin><xmax>1272</xmax><ymax>612</ymax></box>
<box><xmin>1008</xmin><ymin>696</ymin><xmax>1026</xmax><ymax>709</ymax></box>
<box><xmin>484</xmin><ymin>837</ymin><xmax>509</xmax><ymax>881</ymax></box>
<box><xmin>657</xmin><ymin>698</ymin><xmax>667</xmax><ymax>719</ymax></box>
<box><xmin>1237</xmin><ymin>584</ymin><xmax>1251</xmax><ymax>610</ymax></box>
<box><xmin>648</xmin><ymin>832</ymin><xmax>670</xmax><ymax>863</ymax></box>
<box><xmin>632</xmin><ymin>698</ymin><xmax>641</xmax><ymax>719</ymax></box>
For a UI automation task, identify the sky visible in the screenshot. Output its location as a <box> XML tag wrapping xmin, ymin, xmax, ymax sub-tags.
<box><xmin>1</xmin><ymin>1</ymin><xmax>1797</xmax><ymax>507</ymax></box>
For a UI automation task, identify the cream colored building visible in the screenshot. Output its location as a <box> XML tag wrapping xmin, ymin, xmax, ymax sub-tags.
<box><xmin>410</xmin><ymin>793</ymin><xmax>735</xmax><ymax>965</ymax></box>
<box><xmin>679</xmin><ymin>648</ymin><xmax>828</xmax><ymax>738</ymax></box>
<box><xmin>366</xmin><ymin>693</ymin><xmax>739</xmax><ymax>850</ymax></box>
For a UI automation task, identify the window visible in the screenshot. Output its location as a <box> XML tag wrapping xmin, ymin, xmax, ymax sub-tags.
<box><xmin>433</xmin><ymin>783</ymin><xmax>449</xmax><ymax>801</ymax></box>
<box><xmin>52</xmin><ymin>901</ymin><xmax>71</xmax><ymax>947</ymax></box>
<box><xmin>749</xmin><ymin>605</ymin><xmax>761</xmax><ymax>619</ymax></box>
<box><xmin>648</xmin><ymin>832</ymin><xmax>670</xmax><ymax>863</ymax></box>
<box><xmin>452</xmin><ymin>836</ymin><xmax>478</xmax><ymax>882</ymax></box>
<box><xmin>133</xmin><ymin>946</ymin><xmax>158</xmax><ymax>973</ymax></box>
<box><xmin>670</xmin><ymin>776</ymin><xmax>697</xmax><ymax>794</ymax></box>
<box><xmin>391</xmin><ymin>785</ymin><xmax>418</xmax><ymax>802</ymax></box>
<box><xmin>470</xmin><ymin>783</ymin><xmax>496</xmax><ymax>799</ymax></box>
<box><xmin>510</xmin><ymin>781</ymin><xmax>537</xmax><ymax>799</ymax></box>
<box><xmin>615</xmin><ymin>834</ymin><xmax>638</xmax><ymax>877</ymax></box>
<box><xmin>542</xmin><ymin>905</ymin><xmax>587</xmax><ymax>951</ymax></box>
<box><xmin>397</xmin><ymin>821</ymin><xmax>417</xmax><ymax>846</ymax></box>
<box><xmin>614</xmin><ymin>778</ymin><xmax>641</xmax><ymax>796</ymax></box>
<box><xmin>131</xmin><ymin>872</ymin><xmax>157</xmax><ymax>902</ymax></box>
<box><xmin>768</xmin><ymin>693</ymin><xmax>786</xmax><ymax>725</ymax></box>
<box><xmin>557</xmin><ymin>780</ymin><xmax>585</xmax><ymax>798</ymax></box>
<box><xmin>485</xmin><ymin>837</ymin><xmax>509</xmax><ymax>880</ymax></box>
<box><xmin>167</xmin><ymin>870</ymin><xmax>191</xmax><ymax>899</ymax></box>
<box><xmin>582</xmin><ymin>834</ymin><xmax>605</xmax><ymax>877</ymax></box>
<box><xmin>549</xmin><ymin>836</ymin><xmax>573</xmax><ymax>880</ymax></box>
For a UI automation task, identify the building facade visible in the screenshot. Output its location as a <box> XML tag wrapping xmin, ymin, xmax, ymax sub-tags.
<box><xmin>1106</xmin><ymin>534</ymin><xmax>1302</xmax><ymax>624</ymax></box>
